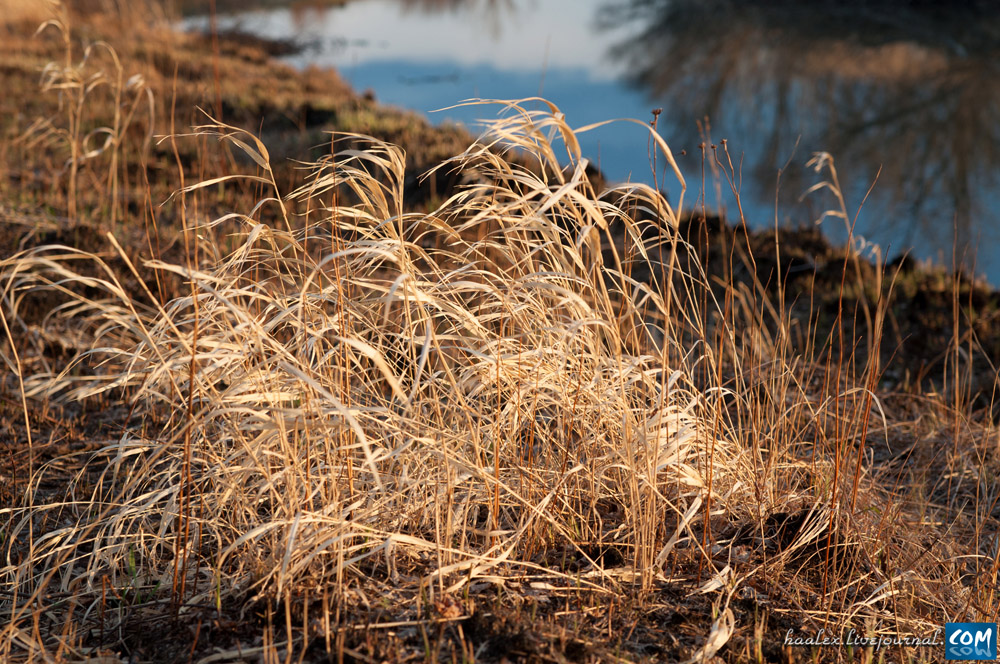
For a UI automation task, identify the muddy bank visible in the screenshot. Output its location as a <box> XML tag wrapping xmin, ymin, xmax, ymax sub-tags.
<box><xmin>673</xmin><ymin>214</ymin><xmax>1000</xmax><ymax>417</ymax></box>
<box><xmin>1</xmin><ymin>2</ymin><xmax>477</xmax><ymax>222</ymax></box>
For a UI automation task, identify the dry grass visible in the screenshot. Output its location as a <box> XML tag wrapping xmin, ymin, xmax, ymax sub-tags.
<box><xmin>0</xmin><ymin>102</ymin><xmax>737</xmax><ymax>656</ymax></box>
<box><xmin>0</xmin><ymin>0</ymin><xmax>57</xmax><ymax>27</ymax></box>
<box><xmin>0</xmin><ymin>5</ymin><xmax>997</xmax><ymax>664</ymax></box>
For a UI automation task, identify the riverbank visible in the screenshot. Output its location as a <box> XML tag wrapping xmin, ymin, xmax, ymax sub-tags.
<box><xmin>1</xmin><ymin>4</ymin><xmax>996</xmax><ymax>664</ymax></box>
<box><xmin>1</xmin><ymin>1</ymin><xmax>475</xmax><ymax>228</ymax></box>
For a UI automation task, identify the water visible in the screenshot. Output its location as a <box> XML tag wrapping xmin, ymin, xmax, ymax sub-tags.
<box><xmin>185</xmin><ymin>0</ymin><xmax>1000</xmax><ymax>284</ymax></box>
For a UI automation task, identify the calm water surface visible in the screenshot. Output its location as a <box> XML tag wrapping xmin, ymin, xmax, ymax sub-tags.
<box><xmin>187</xmin><ymin>0</ymin><xmax>1000</xmax><ymax>284</ymax></box>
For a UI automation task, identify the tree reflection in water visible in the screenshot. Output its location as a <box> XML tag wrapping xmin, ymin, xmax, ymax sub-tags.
<box><xmin>391</xmin><ymin>0</ymin><xmax>517</xmax><ymax>38</ymax></box>
<box><xmin>598</xmin><ymin>0</ymin><xmax>1000</xmax><ymax>270</ymax></box>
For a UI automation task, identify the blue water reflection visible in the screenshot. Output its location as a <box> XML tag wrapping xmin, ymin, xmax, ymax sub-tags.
<box><xmin>186</xmin><ymin>0</ymin><xmax>1000</xmax><ymax>284</ymax></box>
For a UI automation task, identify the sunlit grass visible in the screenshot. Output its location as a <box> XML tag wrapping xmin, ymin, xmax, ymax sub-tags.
<box><xmin>0</xmin><ymin>5</ymin><xmax>996</xmax><ymax>663</ymax></box>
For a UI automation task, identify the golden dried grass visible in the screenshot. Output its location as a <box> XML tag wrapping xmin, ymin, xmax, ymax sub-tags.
<box><xmin>0</xmin><ymin>6</ymin><xmax>994</xmax><ymax>658</ymax></box>
<box><xmin>1</xmin><ymin>101</ymin><xmax>758</xmax><ymax>659</ymax></box>
<box><xmin>0</xmin><ymin>0</ymin><xmax>57</xmax><ymax>27</ymax></box>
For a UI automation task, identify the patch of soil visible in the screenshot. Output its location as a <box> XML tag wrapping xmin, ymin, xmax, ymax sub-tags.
<box><xmin>675</xmin><ymin>214</ymin><xmax>1000</xmax><ymax>417</ymax></box>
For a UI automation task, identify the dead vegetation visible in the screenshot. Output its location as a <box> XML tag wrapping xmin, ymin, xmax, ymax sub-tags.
<box><xmin>0</xmin><ymin>4</ymin><xmax>997</xmax><ymax>664</ymax></box>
